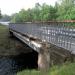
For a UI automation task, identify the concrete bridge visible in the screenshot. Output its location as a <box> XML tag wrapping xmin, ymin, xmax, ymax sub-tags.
<box><xmin>9</xmin><ymin>21</ymin><xmax>75</xmax><ymax>71</ymax></box>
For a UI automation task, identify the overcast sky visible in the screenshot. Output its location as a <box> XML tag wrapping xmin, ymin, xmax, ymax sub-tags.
<box><xmin>0</xmin><ymin>0</ymin><xmax>58</xmax><ymax>15</ymax></box>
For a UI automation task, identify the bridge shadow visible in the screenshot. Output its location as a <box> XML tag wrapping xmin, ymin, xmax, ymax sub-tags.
<box><xmin>9</xmin><ymin>35</ymin><xmax>38</xmax><ymax>73</ymax></box>
<box><xmin>13</xmin><ymin>51</ymin><xmax>38</xmax><ymax>71</ymax></box>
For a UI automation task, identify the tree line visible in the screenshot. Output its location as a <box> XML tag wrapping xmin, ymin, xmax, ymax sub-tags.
<box><xmin>1</xmin><ymin>0</ymin><xmax>75</xmax><ymax>22</ymax></box>
<box><xmin>11</xmin><ymin>3</ymin><xmax>58</xmax><ymax>22</ymax></box>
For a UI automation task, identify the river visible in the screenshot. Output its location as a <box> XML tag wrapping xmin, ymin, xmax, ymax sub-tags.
<box><xmin>0</xmin><ymin>51</ymin><xmax>38</xmax><ymax>75</ymax></box>
<box><xmin>0</xmin><ymin>21</ymin><xmax>10</xmax><ymax>26</ymax></box>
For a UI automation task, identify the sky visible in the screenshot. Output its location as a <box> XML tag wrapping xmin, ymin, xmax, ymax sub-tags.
<box><xmin>0</xmin><ymin>0</ymin><xmax>58</xmax><ymax>15</ymax></box>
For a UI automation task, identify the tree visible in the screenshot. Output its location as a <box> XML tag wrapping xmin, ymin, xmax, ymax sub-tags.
<box><xmin>49</xmin><ymin>6</ymin><xmax>57</xmax><ymax>20</ymax></box>
<box><xmin>40</xmin><ymin>3</ymin><xmax>57</xmax><ymax>21</ymax></box>
<box><xmin>40</xmin><ymin>3</ymin><xmax>50</xmax><ymax>21</ymax></box>
<box><xmin>0</xmin><ymin>9</ymin><xmax>2</xmax><ymax>18</ymax></box>
<box><xmin>11</xmin><ymin>13</ymin><xmax>22</xmax><ymax>23</ymax></box>
<box><xmin>31</xmin><ymin>3</ymin><xmax>41</xmax><ymax>21</ymax></box>
<box><xmin>1</xmin><ymin>15</ymin><xmax>11</xmax><ymax>21</ymax></box>
<box><xmin>57</xmin><ymin>0</ymin><xmax>75</xmax><ymax>20</ymax></box>
<box><xmin>11</xmin><ymin>0</ymin><xmax>75</xmax><ymax>22</ymax></box>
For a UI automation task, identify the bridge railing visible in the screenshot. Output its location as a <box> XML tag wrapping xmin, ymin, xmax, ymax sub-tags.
<box><xmin>9</xmin><ymin>21</ymin><xmax>75</xmax><ymax>54</ymax></box>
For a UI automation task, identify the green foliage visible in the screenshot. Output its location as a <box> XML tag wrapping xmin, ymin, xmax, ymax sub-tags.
<box><xmin>32</xmin><ymin>3</ymin><xmax>41</xmax><ymax>21</ymax></box>
<box><xmin>11</xmin><ymin>3</ymin><xmax>57</xmax><ymax>22</ymax></box>
<box><xmin>57</xmin><ymin>0</ymin><xmax>75</xmax><ymax>20</ymax></box>
<box><xmin>40</xmin><ymin>3</ymin><xmax>50</xmax><ymax>21</ymax></box>
<box><xmin>0</xmin><ymin>9</ymin><xmax>2</xmax><ymax>18</ymax></box>
<box><xmin>0</xmin><ymin>15</ymin><xmax>11</xmax><ymax>21</ymax></box>
<box><xmin>11</xmin><ymin>0</ymin><xmax>75</xmax><ymax>23</ymax></box>
<box><xmin>50</xmin><ymin>62</ymin><xmax>75</xmax><ymax>75</ymax></box>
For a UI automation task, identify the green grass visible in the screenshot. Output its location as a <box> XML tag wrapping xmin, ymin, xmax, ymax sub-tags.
<box><xmin>50</xmin><ymin>62</ymin><xmax>75</xmax><ymax>75</ymax></box>
<box><xmin>17</xmin><ymin>62</ymin><xmax>75</xmax><ymax>75</ymax></box>
<box><xmin>17</xmin><ymin>69</ymin><xmax>48</xmax><ymax>75</ymax></box>
<box><xmin>0</xmin><ymin>24</ymin><xmax>21</xmax><ymax>56</ymax></box>
<box><xmin>0</xmin><ymin>25</ymin><xmax>10</xmax><ymax>50</ymax></box>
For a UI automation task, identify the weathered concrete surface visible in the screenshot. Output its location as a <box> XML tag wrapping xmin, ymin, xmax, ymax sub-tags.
<box><xmin>38</xmin><ymin>43</ymin><xmax>50</xmax><ymax>71</ymax></box>
<box><xmin>37</xmin><ymin>42</ymin><xmax>74</xmax><ymax>71</ymax></box>
<box><xmin>49</xmin><ymin>44</ymin><xmax>74</xmax><ymax>65</ymax></box>
<box><xmin>9</xmin><ymin>29</ymin><xmax>75</xmax><ymax>71</ymax></box>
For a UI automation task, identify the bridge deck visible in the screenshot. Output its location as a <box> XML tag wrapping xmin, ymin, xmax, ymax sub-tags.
<box><xmin>9</xmin><ymin>22</ymin><xmax>75</xmax><ymax>54</ymax></box>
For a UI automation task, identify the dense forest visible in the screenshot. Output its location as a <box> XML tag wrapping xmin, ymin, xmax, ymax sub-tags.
<box><xmin>1</xmin><ymin>0</ymin><xmax>75</xmax><ymax>22</ymax></box>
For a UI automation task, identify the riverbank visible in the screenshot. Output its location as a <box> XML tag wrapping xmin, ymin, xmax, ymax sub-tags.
<box><xmin>0</xmin><ymin>24</ymin><xmax>31</xmax><ymax>56</ymax></box>
<box><xmin>0</xmin><ymin>25</ymin><xmax>38</xmax><ymax>75</ymax></box>
<box><xmin>0</xmin><ymin>24</ymin><xmax>18</xmax><ymax>56</ymax></box>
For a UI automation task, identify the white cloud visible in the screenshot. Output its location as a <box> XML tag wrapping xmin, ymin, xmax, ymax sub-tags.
<box><xmin>0</xmin><ymin>0</ymin><xmax>58</xmax><ymax>15</ymax></box>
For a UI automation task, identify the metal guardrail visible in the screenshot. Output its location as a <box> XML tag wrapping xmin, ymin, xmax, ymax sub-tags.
<box><xmin>9</xmin><ymin>22</ymin><xmax>75</xmax><ymax>54</ymax></box>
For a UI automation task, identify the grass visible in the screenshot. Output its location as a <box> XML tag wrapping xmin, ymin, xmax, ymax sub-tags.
<box><xmin>17</xmin><ymin>69</ymin><xmax>48</xmax><ymax>75</ymax></box>
<box><xmin>50</xmin><ymin>62</ymin><xmax>75</xmax><ymax>75</ymax></box>
<box><xmin>17</xmin><ymin>62</ymin><xmax>75</xmax><ymax>75</ymax></box>
<box><xmin>0</xmin><ymin>24</ymin><xmax>22</xmax><ymax>56</ymax></box>
<box><xmin>0</xmin><ymin>25</ymin><xmax>10</xmax><ymax>54</ymax></box>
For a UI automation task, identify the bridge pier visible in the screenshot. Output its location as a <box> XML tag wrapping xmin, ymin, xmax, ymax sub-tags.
<box><xmin>38</xmin><ymin>43</ymin><xmax>50</xmax><ymax>71</ymax></box>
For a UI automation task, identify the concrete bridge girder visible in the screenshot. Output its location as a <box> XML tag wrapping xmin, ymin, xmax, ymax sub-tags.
<box><xmin>10</xmin><ymin>30</ymin><xmax>51</xmax><ymax>71</ymax></box>
<box><xmin>9</xmin><ymin>30</ymin><xmax>73</xmax><ymax>71</ymax></box>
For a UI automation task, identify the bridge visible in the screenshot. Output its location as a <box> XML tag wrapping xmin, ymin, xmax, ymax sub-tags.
<box><xmin>9</xmin><ymin>21</ymin><xmax>75</xmax><ymax>71</ymax></box>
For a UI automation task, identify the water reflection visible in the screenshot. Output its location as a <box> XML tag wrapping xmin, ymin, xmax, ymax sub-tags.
<box><xmin>0</xmin><ymin>57</ymin><xmax>17</xmax><ymax>75</ymax></box>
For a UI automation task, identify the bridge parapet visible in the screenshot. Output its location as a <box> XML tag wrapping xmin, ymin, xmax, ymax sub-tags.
<box><xmin>9</xmin><ymin>21</ymin><xmax>75</xmax><ymax>54</ymax></box>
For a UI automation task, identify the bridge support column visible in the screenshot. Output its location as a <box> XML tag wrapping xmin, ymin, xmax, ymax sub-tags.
<box><xmin>38</xmin><ymin>43</ymin><xmax>50</xmax><ymax>71</ymax></box>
